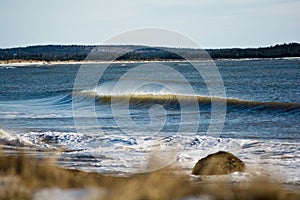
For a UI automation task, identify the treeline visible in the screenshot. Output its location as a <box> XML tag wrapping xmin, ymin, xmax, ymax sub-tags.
<box><xmin>207</xmin><ymin>43</ymin><xmax>300</xmax><ymax>59</ymax></box>
<box><xmin>0</xmin><ymin>45</ymin><xmax>94</xmax><ymax>61</ymax></box>
<box><xmin>0</xmin><ymin>43</ymin><xmax>299</xmax><ymax>61</ymax></box>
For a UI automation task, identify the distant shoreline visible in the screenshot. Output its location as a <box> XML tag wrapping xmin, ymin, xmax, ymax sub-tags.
<box><xmin>1</xmin><ymin>43</ymin><xmax>299</xmax><ymax>63</ymax></box>
<box><xmin>0</xmin><ymin>59</ymin><xmax>188</xmax><ymax>65</ymax></box>
<box><xmin>1</xmin><ymin>57</ymin><xmax>300</xmax><ymax>66</ymax></box>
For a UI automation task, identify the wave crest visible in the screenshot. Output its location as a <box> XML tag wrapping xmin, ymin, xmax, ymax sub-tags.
<box><xmin>75</xmin><ymin>90</ymin><xmax>300</xmax><ymax>111</ymax></box>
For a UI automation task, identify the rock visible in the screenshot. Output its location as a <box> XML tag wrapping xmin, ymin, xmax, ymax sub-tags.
<box><xmin>192</xmin><ymin>151</ymin><xmax>245</xmax><ymax>175</ymax></box>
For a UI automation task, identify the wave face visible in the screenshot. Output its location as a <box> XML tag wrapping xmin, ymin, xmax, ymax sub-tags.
<box><xmin>0</xmin><ymin>59</ymin><xmax>300</xmax><ymax>183</ymax></box>
<box><xmin>78</xmin><ymin>89</ymin><xmax>300</xmax><ymax>112</ymax></box>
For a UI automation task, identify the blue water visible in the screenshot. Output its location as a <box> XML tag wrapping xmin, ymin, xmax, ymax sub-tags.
<box><xmin>0</xmin><ymin>59</ymin><xmax>299</xmax><ymax>182</ymax></box>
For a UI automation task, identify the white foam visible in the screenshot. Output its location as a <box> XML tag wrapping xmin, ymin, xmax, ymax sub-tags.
<box><xmin>2</xmin><ymin>129</ymin><xmax>299</xmax><ymax>184</ymax></box>
<box><xmin>0</xmin><ymin>129</ymin><xmax>34</xmax><ymax>147</ymax></box>
<box><xmin>176</xmin><ymin>136</ymin><xmax>300</xmax><ymax>184</ymax></box>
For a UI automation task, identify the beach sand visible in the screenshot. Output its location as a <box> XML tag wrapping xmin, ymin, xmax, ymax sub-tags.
<box><xmin>0</xmin><ymin>59</ymin><xmax>189</xmax><ymax>66</ymax></box>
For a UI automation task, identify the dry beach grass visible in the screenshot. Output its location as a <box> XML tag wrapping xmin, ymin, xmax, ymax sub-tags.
<box><xmin>0</xmin><ymin>149</ymin><xmax>300</xmax><ymax>200</ymax></box>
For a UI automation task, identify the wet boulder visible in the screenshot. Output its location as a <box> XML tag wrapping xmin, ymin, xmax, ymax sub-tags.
<box><xmin>192</xmin><ymin>151</ymin><xmax>245</xmax><ymax>175</ymax></box>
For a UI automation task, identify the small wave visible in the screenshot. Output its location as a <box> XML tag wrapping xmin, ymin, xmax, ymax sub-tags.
<box><xmin>0</xmin><ymin>129</ymin><xmax>34</xmax><ymax>147</ymax></box>
<box><xmin>1</xmin><ymin>66</ymin><xmax>17</xmax><ymax>69</ymax></box>
<box><xmin>14</xmin><ymin>94</ymin><xmax>73</xmax><ymax>107</ymax></box>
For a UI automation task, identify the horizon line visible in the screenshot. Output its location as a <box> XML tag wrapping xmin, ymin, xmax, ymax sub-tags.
<box><xmin>1</xmin><ymin>42</ymin><xmax>299</xmax><ymax>50</ymax></box>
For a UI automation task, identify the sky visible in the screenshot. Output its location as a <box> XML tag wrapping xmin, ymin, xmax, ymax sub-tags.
<box><xmin>0</xmin><ymin>0</ymin><xmax>299</xmax><ymax>49</ymax></box>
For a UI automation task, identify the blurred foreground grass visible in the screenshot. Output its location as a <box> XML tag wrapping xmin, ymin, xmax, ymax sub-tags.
<box><xmin>0</xmin><ymin>150</ymin><xmax>299</xmax><ymax>200</ymax></box>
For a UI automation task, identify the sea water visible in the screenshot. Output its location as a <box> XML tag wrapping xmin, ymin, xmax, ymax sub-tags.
<box><xmin>0</xmin><ymin>59</ymin><xmax>299</xmax><ymax>184</ymax></box>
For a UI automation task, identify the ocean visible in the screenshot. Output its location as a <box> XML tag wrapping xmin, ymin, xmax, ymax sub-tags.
<box><xmin>0</xmin><ymin>59</ymin><xmax>299</xmax><ymax>184</ymax></box>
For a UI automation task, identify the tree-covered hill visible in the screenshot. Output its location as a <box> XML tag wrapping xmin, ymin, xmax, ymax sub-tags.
<box><xmin>0</xmin><ymin>43</ymin><xmax>299</xmax><ymax>61</ymax></box>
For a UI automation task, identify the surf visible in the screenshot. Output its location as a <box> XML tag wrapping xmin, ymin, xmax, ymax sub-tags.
<box><xmin>76</xmin><ymin>89</ymin><xmax>300</xmax><ymax>112</ymax></box>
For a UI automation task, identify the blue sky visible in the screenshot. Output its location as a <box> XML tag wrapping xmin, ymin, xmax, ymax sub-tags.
<box><xmin>0</xmin><ymin>0</ymin><xmax>299</xmax><ymax>48</ymax></box>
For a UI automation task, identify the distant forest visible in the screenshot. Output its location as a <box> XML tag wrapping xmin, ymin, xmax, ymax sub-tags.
<box><xmin>0</xmin><ymin>43</ymin><xmax>299</xmax><ymax>61</ymax></box>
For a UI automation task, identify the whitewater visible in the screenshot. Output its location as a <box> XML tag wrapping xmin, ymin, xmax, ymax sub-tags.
<box><xmin>0</xmin><ymin>59</ymin><xmax>299</xmax><ymax>185</ymax></box>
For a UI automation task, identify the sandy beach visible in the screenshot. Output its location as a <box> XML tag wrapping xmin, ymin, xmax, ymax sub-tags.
<box><xmin>1</xmin><ymin>57</ymin><xmax>300</xmax><ymax>66</ymax></box>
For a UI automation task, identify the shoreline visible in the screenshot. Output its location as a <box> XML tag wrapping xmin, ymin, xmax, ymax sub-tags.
<box><xmin>0</xmin><ymin>57</ymin><xmax>300</xmax><ymax>66</ymax></box>
<box><xmin>0</xmin><ymin>59</ymin><xmax>188</xmax><ymax>66</ymax></box>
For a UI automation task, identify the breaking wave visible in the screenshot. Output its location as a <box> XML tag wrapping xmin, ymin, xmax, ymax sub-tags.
<box><xmin>76</xmin><ymin>90</ymin><xmax>300</xmax><ymax>112</ymax></box>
